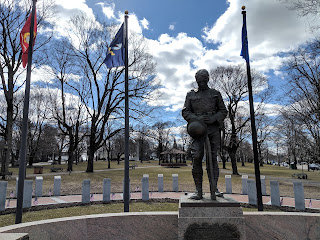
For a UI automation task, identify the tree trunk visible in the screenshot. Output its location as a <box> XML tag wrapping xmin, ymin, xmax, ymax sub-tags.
<box><xmin>58</xmin><ymin>154</ymin><xmax>62</xmax><ymax>165</ymax></box>
<box><xmin>228</xmin><ymin>113</ymin><xmax>239</xmax><ymax>175</ymax></box>
<box><xmin>86</xmin><ymin>123</ymin><xmax>96</xmax><ymax>172</ymax></box>
<box><xmin>220</xmin><ymin>150</ymin><xmax>227</xmax><ymax>169</ymax></box>
<box><xmin>28</xmin><ymin>152</ymin><xmax>35</xmax><ymax>167</ymax></box>
<box><xmin>222</xmin><ymin>158</ymin><xmax>226</xmax><ymax>169</ymax></box>
<box><xmin>67</xmin><ymin>153</ymin><xmax>73</xmax><ymax>172</ymax></box>
<box><xmin>228</xmin><ymin>129</ymin><xmax>239</xmax><ymax>175</ymax></box>
<box><xmin>107</xmin><ymin>149</ymin><xmax>111</xmax><ymax>169</ymax></box>
<box><xmin>86</xmin><ymin>147</ymin><xmax>94</xmax><ymax>172</ymax></box>
<box><xmin>75</xmin><ymin>152</ymin><xmax>78</xmax><ymax>165</ymax></box>
<box><xmin>67</xmin><ymin>148</ymin><xmax>74</xmax><ymax>172</ymax></box>
<box><xmin>67</xmin><ymin>134</ymin><xmax>75</xmax><ymax>172</ymax></box>
<box><xmin>117</xmin><ymin>152</ymin><xmax>121</xmax><ymax>165</ymax></box>
<box><xmin>3</xmin><ymin>100</ymin><xmax>13</xmax><ymax>173</ymax></box>
<box><xmin>257</xmin><ymin>143</ymin><xmax>263</xmax><ymax>167</ymax></box>
<box><xmin>228</xmin><ymin>148</ymin><xmax>239</xmax><ymax>175</ymax></box>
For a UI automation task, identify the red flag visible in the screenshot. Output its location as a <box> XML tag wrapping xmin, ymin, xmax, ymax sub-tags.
<box><xmin>20</xmin><ymin>9</ymin><xmax>37</xmax><ymax>68</ymax></box>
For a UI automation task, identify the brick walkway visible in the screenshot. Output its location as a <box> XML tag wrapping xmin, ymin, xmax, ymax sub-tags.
<box><xmin>4</xmin><ymin>192</ymin><xmax>320</xmax><ymax>209</ymax></box>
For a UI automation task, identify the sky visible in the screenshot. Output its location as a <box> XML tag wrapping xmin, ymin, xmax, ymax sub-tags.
<box><xmin>41</xmin><ymin>0</ymin><xmax>319</xmax><ymax>131</ymax></box>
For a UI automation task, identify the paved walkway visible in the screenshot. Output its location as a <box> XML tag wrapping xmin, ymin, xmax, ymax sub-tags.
<box><xmin>4</xmin><ymin>192</ymin><xmax>320</xmax><ymax>210</ymax></box>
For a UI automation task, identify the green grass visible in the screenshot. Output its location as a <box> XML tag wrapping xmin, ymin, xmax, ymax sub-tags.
<box><xmin>5</xmin><ymin>160</ymin><xmax>320</xmax><ymax>199</ymax></box>
<box><xmin>1</xmin><ymin>159</ymin><xmax>318</xmax><ymax>228</ymax></box>
<box><xmin>0</xmin><ymin>201</ymin><xmax>281</xmax><ymax>228</ymax></box>
<box><xmin>0</xmin><ymin>202</ymin><xmax>179</xmax><ymax>227</ymax></box>
<box><xmin>229</xmin><ymin>162</ymin><xmax>320</xmax><ymax>181</ymax></box>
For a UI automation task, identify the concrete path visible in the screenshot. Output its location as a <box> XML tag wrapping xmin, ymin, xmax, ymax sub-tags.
<box><xmin>4</xmin><ymin>192</ymin><xmax>320</xmax><ymax>210</ymax></box>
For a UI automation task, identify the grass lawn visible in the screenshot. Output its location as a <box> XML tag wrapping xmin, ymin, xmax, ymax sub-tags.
<box><xmin>4</xmin><ymin>160</ymin><xmax>320</xmax><ymax>199</ymax></box>
<box><xmin>0</xmin><ymin>160</ymin><xmax>318</xmax><ymax>228</ymax></box>
<box><xmin>0</xmin><ymin>202</ymin><xmax>179</xmax><ymax>227</ymax></box>
<box><xmin>0</xmin><ymin>201</ymin><xmax>282</xmax><ymax>228</ymax></box>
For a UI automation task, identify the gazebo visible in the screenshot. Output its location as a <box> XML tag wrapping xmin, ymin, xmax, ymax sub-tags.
<box><xmin>160</xmin><ymin>148</ymin><xmax>187</xmax><ymax>167</ymax></box>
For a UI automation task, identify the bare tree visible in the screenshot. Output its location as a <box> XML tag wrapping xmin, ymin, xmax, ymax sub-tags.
<box><xmin>210</xmin><ymin>65</ymin><xmax>268</xmax><ymax>175</ymax></box>
<box><xmin>282</xmin><ymin>39</ymin><xmax>320</xmax><ymax>163</ymax></box>
<box><xmin>280</xmin><ymin>0</ymin><xmax>320</xmax><ymax>17</ymax></box>
<box><xmin>237</xmin><ymin>140</ymin><xmax>253</xmax><ymax>166</ymax></box>
<box><xmin>256</xmin><ymin>114</ymin><xmax>273</xmax><ymax>166</ymax></box>
<box><xmin>0</xmin><ymin>0</ymin><xmax>54</xmax><ymax>173</ymax></box>
<box><xmin>280</xmin><ymin>0</ymin><xmax>320</xmax><ymax>30</ymax></box>
<box><xmin>47</xmin><ymin>39</ymin><xmax>88</xmax><ymax>171</ymax></box>
<box><xmin>135</xmin><ymin>125</ymin><xmax>152</xmax><ymax>163</ymax></box>
<box><xmin>179</xmin><ymin>127</ymin><xmax>190</xmax><ymax>162</ymax></box>
<box><xmin>64</xmin><ymin>13</ymin><xmax>157</xmax><ymax>172</ymax></box>
<box><xmin>151</xmin><ymin>121</ymin><xmax>174</xmax><ymax>164</ymax></box>
<box><xmin>27</xmin><ymin>88</ymin><xmax>51</xmax><ymax>166</ymax></box>
<box><xmin>111</xmin><ymin>130</ymin><xmax>135</xmax><ymax>164</ymax></box>
<box><xmin>280</xmin><ymin>108</ymin><xmax>318</xmax><ymax>168</ymax></box>
<box><xmin>55</xmin><ymin>132</ymin><xmax>66</xmax><ymax>164</ymax></box>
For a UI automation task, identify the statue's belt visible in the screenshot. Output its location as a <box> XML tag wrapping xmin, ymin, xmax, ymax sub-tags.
<box><xmin>194</xmin><ymin>111</ymin><xmax>216</xmax><ymax>116</ymax></box>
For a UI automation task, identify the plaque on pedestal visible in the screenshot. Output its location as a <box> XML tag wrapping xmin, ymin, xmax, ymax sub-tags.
<box><xmin>178</xmin><ymin>193</ymin><xmax>246</xmax><ymax>240</ymax></box>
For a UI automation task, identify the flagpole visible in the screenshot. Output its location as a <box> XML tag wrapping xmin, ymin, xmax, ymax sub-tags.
<box><xmin>124</xmin><ymin>10</ymin><xmax>130</xmax><ymax>212</ymax></box>
<box><xmin>242</xmin><ymin>6</ymin><xmax>263</xmax><ymax>211</ymax></box>
<box><xmin>15</xmin><ymin>0</ymin><xmax>37</xmax><ymax>224</ymax></box>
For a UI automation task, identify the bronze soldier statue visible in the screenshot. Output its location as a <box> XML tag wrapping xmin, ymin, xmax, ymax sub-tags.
<box><xmin>182</xmin><ymin>69</ymin><xmax>227</xmax><ymax>200</ymax></box>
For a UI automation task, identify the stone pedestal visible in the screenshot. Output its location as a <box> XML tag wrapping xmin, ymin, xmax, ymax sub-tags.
<box><xmin>178</xmin><ymin>194</ymin><xmax>246</xmax><ymax>240</ymax></box>
<box><xmin>142</xmin><ymin>174</ymin><xmax>149</xmax><ymax>201</ymax></box>
<box><xmin>54</xmin><ymin>176</ymin><xmax>61</xmax><ymax>196</ymax></box>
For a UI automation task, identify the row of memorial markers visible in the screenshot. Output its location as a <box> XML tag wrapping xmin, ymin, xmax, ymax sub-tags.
<box><xmin>0</xmin><ymin>174</ymin><xmax>308</xmax><ymax>212</ymax></box>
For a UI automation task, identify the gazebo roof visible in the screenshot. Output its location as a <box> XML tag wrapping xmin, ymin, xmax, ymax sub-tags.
<box><xmin>160</xmin><ymin>148</ymin><xmax>186</xmax><ymax>155</ymax></box>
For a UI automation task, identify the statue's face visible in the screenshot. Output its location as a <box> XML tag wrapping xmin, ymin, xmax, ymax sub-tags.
<box><xmin>196</xmin><ymin>75</ymin><xmax>209</xmax><ymax>90</ymax></box>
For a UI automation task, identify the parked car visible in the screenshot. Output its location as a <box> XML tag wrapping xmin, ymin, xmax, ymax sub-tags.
<box><xmin>309</xmin><ymin>163</ymin><xmax>320</xmax><ymax>171</ymax></box>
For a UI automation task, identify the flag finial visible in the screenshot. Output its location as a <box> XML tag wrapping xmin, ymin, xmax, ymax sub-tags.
<box><xmin>242</xmin><ymin>6</ymin><xmax>246</xmax><ymax>10</ymax></box>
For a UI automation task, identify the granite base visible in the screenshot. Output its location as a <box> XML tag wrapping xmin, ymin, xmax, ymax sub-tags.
<box><xmin>178</xmin><ymin>193</ymin><xmax>246</xmax><ymax>240</ymax></box>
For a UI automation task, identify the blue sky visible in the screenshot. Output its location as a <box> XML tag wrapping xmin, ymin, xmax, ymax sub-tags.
<box><xmin>107</xmin><ymin>0</ymin><xmax>228</xmax><ymax>42</ymax></box>
<box><xmin>36</xmin><ymin>0</ymin><xmax>320</xmax><ymax>130</ymax></box>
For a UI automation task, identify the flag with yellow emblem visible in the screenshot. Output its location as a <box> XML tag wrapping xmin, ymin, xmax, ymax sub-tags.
<box><xmin>104</xmin><ymin>23</ymin><xmax>125</xmax><ymax>68</ymax></box>
<box><xmin>20</xmin><ymin>9</ymin><xmax>37</xmax><ymax>68</ymax></box>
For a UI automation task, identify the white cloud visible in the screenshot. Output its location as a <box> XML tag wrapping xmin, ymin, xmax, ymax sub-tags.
<box><xmin>97</xmin><ymin>2</ymin><xmax>115</xmax><ymax>19</ymax></box>
<box><xmin>146</xmin><ymin>33</ymin><xmax>205</xmax><ymax>111</ymax></box>
<box><xmin>120</xmin><ymin>12</ymin><xmax>149</xmax><ymax>35</ymax></box>
<box><xmin>53</xmin><ymin>0</ymin><xmax>96</xmax><ymax>38</ymax></box>
<box><xmin>201</xmin><ymin>0</ymin><xmax>317</xmax><ymax>72</ymax></box>
<box><xmin>53</xmin><ymin>1</ymin><xmax>93</xmax><ymax>20</ymax></box>
<box><xmin>140</xmin><ymin>18</ymin><xmax>149</xmax><ymax>30</ymax></box>
<box><xmin>143</xmin><ymin>0</ymin><xmax>319</xmax><ymax>113</ymax></box>
<box><xmin>33</xmin><ymin>0</ymin><xmax>320</xmax><ymax>117</ymax></box>
<box><xmin>31</xmin><ymin>65</ymin><xmax>56</xmax><ymax>84</ymax></box>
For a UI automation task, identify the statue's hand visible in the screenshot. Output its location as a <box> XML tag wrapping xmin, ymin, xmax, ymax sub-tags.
<box><xmin>199</xmin><ymin>115</ymin><xmax>216</xmax><ymax>124</ymax></box>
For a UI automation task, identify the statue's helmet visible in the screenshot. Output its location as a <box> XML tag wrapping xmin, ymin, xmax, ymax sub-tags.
<box><xmin>187</xmin><ymin>120</ymin><xmax>207</xmax><ymax>139</ymax></box>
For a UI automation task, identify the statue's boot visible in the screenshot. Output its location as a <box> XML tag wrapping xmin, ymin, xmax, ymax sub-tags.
<box><xmin>209</xmin><ymin>179</ymin><xmax>223</xmax><ymax>199</ymax></box>
<box><xmin>209</xmin><ymin>181</ymin><xmax>216</xmax><ymax>200</ymax></box>
<box><xmin>215</xmin><ymin>190</ymin><xmax>224</xmax><ymax>198</ymax></box>
<box><xmin>207</xmin><ymin>169</ymin><xmax>218</xmax><ymax>200</ymax></box>
<box><xmin>190</xmin><ymin>170</ymin><xmax>203</xmax><ymax>200</ymax></box>
<box><xmin>190</xmin><ymin>186</ymin><xmax>203</xmax><ymax>200</ymax></box>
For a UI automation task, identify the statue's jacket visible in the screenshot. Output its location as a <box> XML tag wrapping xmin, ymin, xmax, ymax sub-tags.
<box><xmin>182</xmin><ymin>88</ymin><xmax>228</xmax><ymax>134</ymax></box>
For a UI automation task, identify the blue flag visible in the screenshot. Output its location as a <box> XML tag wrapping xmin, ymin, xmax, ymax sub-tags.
<box><xmin>104</xmin><ymin>23</ymin><xmax>125</xmax><ymax>68</ymax></box>
<box><xmin>240</xmin><ymin>15</ymin><xmax>249</xmax><ymax>62</ymax></box>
